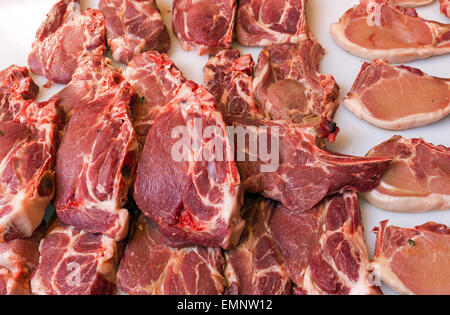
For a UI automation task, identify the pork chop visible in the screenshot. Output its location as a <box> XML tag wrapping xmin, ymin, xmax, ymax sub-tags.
<box><xmin>344</xmin><ymin>59</ymin><xmax>450</xmax><ymax>130</ymax></box>
<box><xmin>117</xmin><ymin>213</ymin><xmax>225</xmax><ymax>295</ymax></box>
<box><xmin>363</xmin><ymin>136</ymin><xmax>450</xmax><ymax>213</ymax></box>
<box><xmin>371</xmin><ymin>221</ymin><xmax>450</xmax><ymax>295</ymax></box>
<box><xmin>330</xmin><ymin>0</ymin><xmax>450</xmax><ymax>63</ymax></box>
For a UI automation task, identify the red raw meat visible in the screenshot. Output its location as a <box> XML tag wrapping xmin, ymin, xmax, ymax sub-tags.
<box><xmin>54</xmin><ymin>55</ymin><xmax>140</xmax><ymax>241</ymax></box>
<box><xmin>389</xmin><ymin>0</ymin><xmax>433</xmax><ymax>6</ymax></box>
<box><xmin>172</xmin><ymin>0</ymin><xmax>236</xmax><ymax>55</ymax></box>
<box><xmin>330</xmin><ymin>0</ymin><xmax>450</xmax><ymax>63</ymax></box>
<box><xmin>253</xmin><ymin>39</ymin><xmax>340</xmax><ymax>125</ymax></box>
<box><xmin>225</xmin><ymin>196</ymin><xmax>292</xmax><ymax>295</ymax></box>
<box><xmin>0</xmin><ymin>225</ymin><xmax>44</xmax><ymax>295</ymax></box>
<box><xmin>204</xmin><ymin>49</ymin><xmax>264</xmax><ymax>119</ymax></box>
<box><xmin>363</xmin><ymin>136</ymin><xmax>450</xmax><ymax>213</ymax></box>
<box><xmin>345</xmin><ymin>59</ymin><xmax>450</xmax><ymax>130</ymax></box>
<box><xmin>0</xmin><ymin>66</ymin><xmax>59</xmax><ymax>241</ymax></box>
<box><xmin>371</xmin><ymin>221</ymin><xmax>450</xmax><ymax>295</ymax></box>
<box><xmin>227</xmin><ymin>115</ymin><xmax>391</xmax><ymax>212</ymax></box>
<box><xmin>31</xmin><ymin>219</ymin><xmax>122</xmax><ymax>295</ymax></box>
<box><xmin>28</xmin><ymin>0</ymin><xmax>106</xmax><ymax>84</ymax></box>
<box><xmin>99</xmin><ymin>0</ymin><xmax>170</xmax><ymax>64</ymax></box>
<box><xmin>441</xmin><ymin>0</ymin><xmax>450</xmax><ymax>17</ymax></box>
<box><xmin>117</xmin><ymin>214</ymin><xmax>225</xmax><ymax>295</ymax></box>
<box><xmin>237</xmin><ymin>0</ymin><xmax>308</xmax><ymax>47</ymax></box>
<box><xmin>126</xmin><ymin>51</ymin><xmax>186</xmax><ymax>144</ymax></box>
<box><xmin>134</xmin><ymin>81</ymin><xmax>244</xmax><ymax>249</ymax></box>
<box><xmin>271</xmin><ymin>193</ymin><xmax>382</xmax><ymax>295</ymax></box>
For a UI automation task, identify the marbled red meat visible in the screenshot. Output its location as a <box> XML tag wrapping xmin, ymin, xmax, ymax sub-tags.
<box><xmin>237</xmin><ymin>0</ymin><xmax>308</xmax><ymax>47</ymax></box>
<box><xmin>134</xmin><ymin>81</ymin><xmax>244</xmax><ymax>249</ymax></box>
<box><xmin>28</xmin><ymin>0</ymin><xmax>106</xmax><ymax>84</ymax></box>
<box><xmin>271</xmin><ymin>193</ymin><xmax>381</xmax><ymax>295</ymax></box>
<box><xmin>117</xmin><ymin>214</ymin><xmax>225</xmax><ymax>295</ymax></box>
<box><xmin>172</xmin><ymin>0</ymin><xmax>236</xmax><ymax>55</ymax></box>
<box><xmin>99</xmin><ymin>0</ymin><xmax>170</xmax><ymax>64</ymax></box>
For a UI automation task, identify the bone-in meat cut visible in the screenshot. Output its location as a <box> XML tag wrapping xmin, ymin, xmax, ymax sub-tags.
<box><xmin>0</xmin><ymin>66</ymin><xmax>59</xmax><ymax>241</ymax></box>
<box><xmin>344</xmin><ymin>59</ymin><xmax>450</xmax><ymax>130</ymax></box>
<box><xmin>270</xmin><ymin>193</ymin><xmax>382</xmax><ymax>295</ymax></box>
<box><xmin>28</xmin><ymin>0</ymin><xmax>106</xmax><ymax>84</ymax></box>
<box><xmin>363</xmin><ymin>136</ymin><xmax>450</xmax><ymax>213</ymax></box>
<box><xmin>54</xmin><ymin>55</ymin><xmax>139</xmax><ymax>241</ymax></box>
<box><xmin>225</xmin><ymin>196</ymin><xmax>291</xmax><ymax>295</ymax></box>
<box><xmin>172</xmin><ymin>0</ymin><xmax>236</xmax><ymax>55</ymax></box>
<box><xmin>236</xmin><ymin>0</ymin><xmax>308</xmax><ymax>47</ymax></box>
<box><xmin>227</xmin><ymin>115</ymin><xmax>391</xmax><ymax>212</ymax></box>
<box><xmin>371</xmin><ymin>221</ymin><xmax>450</xmax><ymax>295</ymax></box>
<box><xmin>126</xmin><ymin>51</ymin><xmax>186</xmax><ymax>144</ymax></box>
<box><xmin>134</xmin><ymin>81</ymin><xmax>244</xmax><ymax>249</ymax></box>
<box><xmin>204</xmin><ymin>49</ymin><xmax>263</xmax><ymax>119</ymax></box>
<box><xmin>99</xmin><ymin>0</ymin><xmax>170</xmax><ymax>64</ymax></box>
<box><xmin>0</xmin><ymin>225</ymin><xmax>44</xmax><ymax>295</ymax></box>
<box><xmin>330</xmin><ymin>0</ymin><xmax>450</xmax><ymax>63</ymax></box>
<box><xmin>117</xmin><ymin>214</ymin><xmax>225</xmax><ymax>295</ymax></box>
<box><xmin>253</xmin><ymin>40</ymin><xmax>340</xmax><ymax>125</ymax></box>
<box><xmin>31</xmin><ymin>219</ymin><xmax>122</xmax><ymax>295</ymax></box>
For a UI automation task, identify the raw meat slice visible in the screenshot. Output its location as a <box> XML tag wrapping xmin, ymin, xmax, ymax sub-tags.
<box><xmin>371</xmin><ymin>221</ymin><xmax>450</xmax><ymax>295</ymax></box>
<box><xmin>330</xmin><ymin>0</ymin><xmax>450</xmax><ymax>63</ymax></box>
<box><xmin>270</xmin><ymin>193</ymin><xmax>382</xmax><ymax>295</ymax></box>
<box><xmin>225</xmin><ymin>195</ymin><xmax>291</xmax><ymax>295</ymax></box>
<box><xmin>99</xmin><ymin>0</ymin><xmax>170</xmax><ymax>64</ymax></box>
<box><xmin>0</xmin><ymin>225</ymin><xmax>44</xmax><ymax>295</ymax></box>
<box><xmin>363</xmin><ymin>136</ymin><xmax>450</xmax><ymax>213</ymax></box>
<box><xmin>54</xmin><ymin>56</ymin><xmax>140</xmax><ymax>241</ymax></box>
<box><xmin>172</xmin><ymin>0</ymin><xmax>236</xmax><ymax>55</ymax></box>
<box><xmin>253</xmin><ymin>40</ymin><xmax>340</xmax><ymax>125</ymax></box>
<box><xmin>117</xmin><ymin>213</ymin><xmax>225</xmax><ymax>295</ymax></box>
<box><xmin>204</xmin><ymin>49</ymin><xmax>263</xmax><ymax>119</ymax></box>
<box><xmin>227</xmin><ymin>115</ymin><xmax>391</xmax><ymax>212</ymax></box>
<box><xmin>344</xmin><ymin>59</ymin><xmax>450</xmax><ymax>130</ymax></box>
<box><xmin>31</xmin><ymin>219</ymin><xmax>122</xmax><ymax>295</ymax></box>
<box><xmin>236</xmin><ymin>0</ymin><xmax>308</xmax><ymax>47</ymax></box>
<box><xmin>28</xmin><ymin>0</ymin><xmax>106</xmax><ymax>84</ymax></box>
<box><xmin>388</xmin><ymin>0</ymin><xmax>433</xmax><ymax>7</ymax></box>
<box><xmin>442</xmin><ymin>0</ymin><xmax>450</xmax><ymax>17</ymax></box>
<box><xmin>126</xmin><ymin>51</ymin><xmax>186</xmax><ymax>144</ymax></box>
<box><xmin>0</xmin><ymin>66</ymin><xmax>60</xmax><ymax>241</ymax></box>
<box><xmin>134</xmin><ymin>81</ymin><xmax>244</xmax><ymax>249</ymax></box>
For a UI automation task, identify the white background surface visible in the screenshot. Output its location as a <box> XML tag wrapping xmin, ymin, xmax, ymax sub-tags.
<box><xmin>0</xmin><ymin>0</ymin><xmax>448</xmax><ymax>295</ymax></box>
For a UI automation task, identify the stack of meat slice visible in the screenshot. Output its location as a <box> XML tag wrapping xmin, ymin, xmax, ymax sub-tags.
<box><xmin>344</xmin><ymin>60</ymin><xmax>450</xmax><ymax>130</ymax></box>
<box><xmin>236</xmin><ymin>0</ymin><xmax>309</xmax><ymax>46</ymax></box>
<box><xmin>330</xmin><ymin>0</ymin><xmax>450</xmax><ymax>63</ymax></box>
<box><xmin>371</xmin><ymin>221</ymin><xmax>450</xmax><ymax>295</ymax></box>
<box><xmin>0</xmin><ymin>66</ymin><xmax>60</xmax><ymax>241</ymax></box>
<box><xmin>31</xmin><ymin>219</ymin><xmax>122</xmax><ymax>295</ymax></box>
<box><xmin>53</xmin><ymin>55</ymin><xmax>140</xmax><ymax>241</ymax></box>
<box><xmin>363</xmin><ymin>136</ymin><xmax>450</xmax><ymax>213</ymax></box>
<box><xmin>172</xmin><ymin>0</ymin><xmax>237</xmax><ymax>55</ymax></box>
<box><xmin>126</xmin><ymin>51</ymin><xmax>186</xmax><ymax>144</ymax></box>
<box><xmin>134</xmin><ymin>81</ymin><xmax>244</xmax><ymax>249</ymax></box>
<box><xmin>0</xmin><ymin>225</ymin><xmax>44</xmax><ymax>295</ymax></box>
<box><xmin>99</xmin><ymin>0</ymin><xmax>170</xmax><ymax>64</ymax></box>
<box><xmin>117</xmin><ymin>214</ymin><xmax>225</xmax><ymax>295</ymax></box>
<box><xmin>28</xmin><ymin>0</ymin><xmax>106</xmax><ymax>84</ymax></box>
